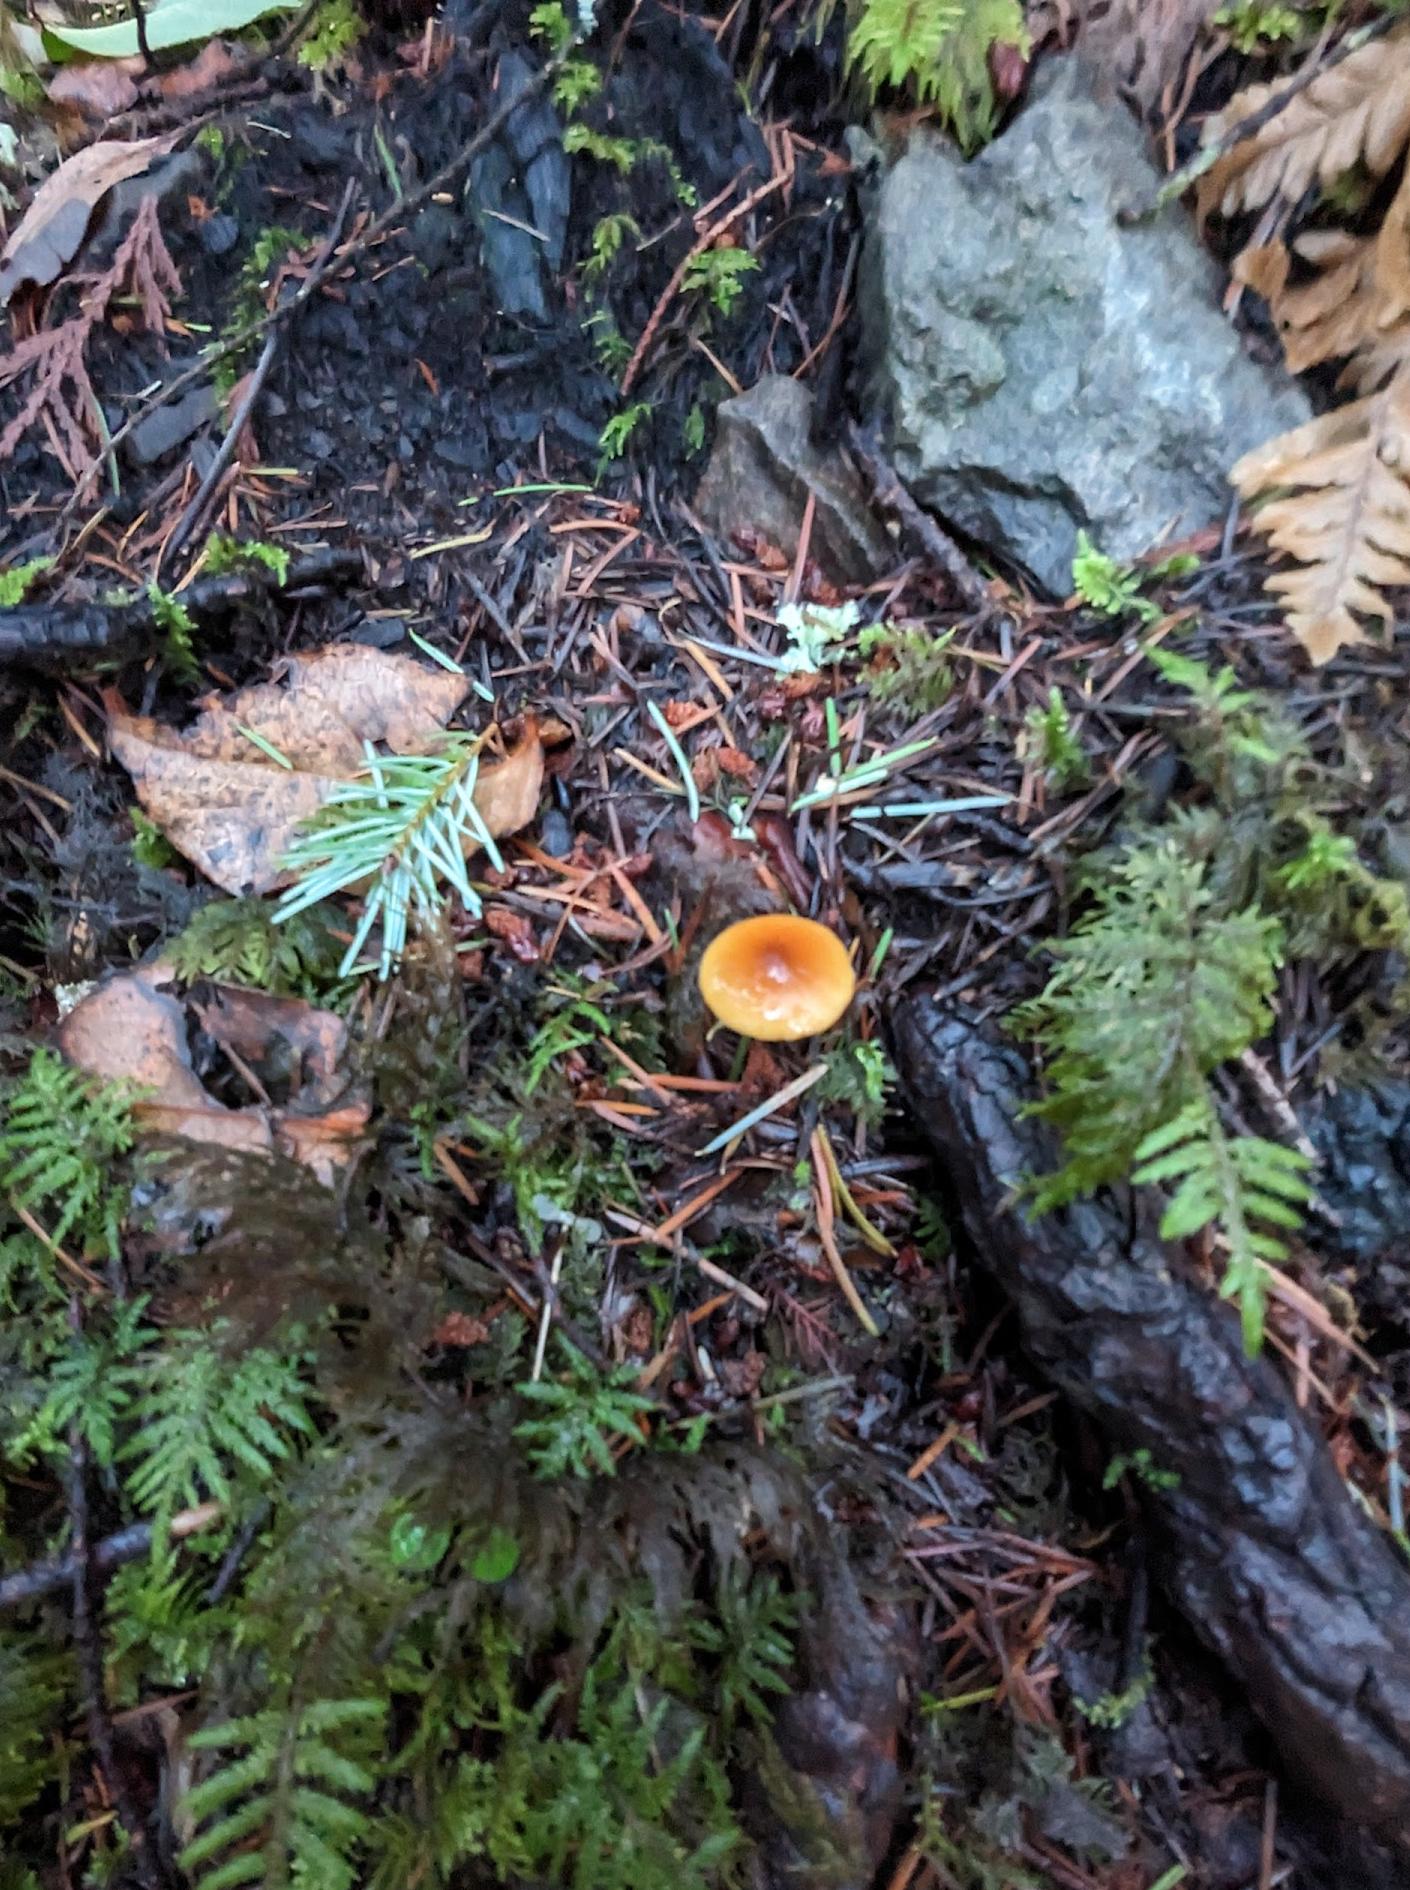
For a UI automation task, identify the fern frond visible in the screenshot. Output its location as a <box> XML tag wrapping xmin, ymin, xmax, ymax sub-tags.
<box><xmin>169</xmin><ymin>896</ymin><xmax>346</xmax><ymax>997</ymax></box>
<box><xmin>1197</xmin><ymin>23</ymin><xmax>1410</xmax><ymax>223</ymax></box>
<box><xmin>848</xmin><ymin>0</ymin><xmax>1026</xmax><ymax>149</ymax></box>
<box><xmin>849</xmin><ymin>0</ymin><xmax>961</xmax><ymax>94</ymax></box>
<box><xmin>0</xmin><ymin>1629</ymin><xmax>68</xmax><ymax>1825</ymax></box>
<box><xmin>514</xmin><ymin>1341</ymin><xmax>655</xmax><ymax>1479</ymax></box>
<box><xmin>8</xmin><ymin>1298</ymin><xmax>150</xmax><ymax>1468</ymax></box>
<box><xmin>1232</xmin><ymin>362</ymin><xmax>1410</xmax><ymax>664</ymax></box>
<box><xmin>275</xmin><ymin>734</ymin><xmax>501</xmax><ymax>978</ymax></box>
<box><xmin>0</xmin><ymin>1047</ymin><xmax>136</xmax><ymax>1259</ymax></box>
<box><xmin>1014</xmin><ymin>843</ymin><xmax>1282</xmax><ymax>1205</ymax></box>
<box><xmin>1133</xmin><ymin>1100</ymin><xmax>1314</xmax><ymax>1353</ymax></box>
<box><xmin>181</xmin><ymin>1696</ymin><xmax>383</xmax><ymax>1890</ymax></box>
<box><xmin>688</xmin><ymin>1568</ymin><xmax>799</xmax><ymax>1732</ymax></box>
<box><xmin>120</xmin><ymin>1326</ymin><xmax>315</xmax><ymax>1534</ymax></box>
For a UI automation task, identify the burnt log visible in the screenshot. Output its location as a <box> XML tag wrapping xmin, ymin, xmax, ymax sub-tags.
<box><xmin>894</xmin><ymin>1000</ymin><xmax>1410</xmax><ymax>1848</ymax></box>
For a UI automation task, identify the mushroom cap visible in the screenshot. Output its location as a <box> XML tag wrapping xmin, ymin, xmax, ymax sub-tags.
<box><xmin>697</xmin><ymin>914</ymin><xmax>856</xmax><ymax>1042</ymax></box>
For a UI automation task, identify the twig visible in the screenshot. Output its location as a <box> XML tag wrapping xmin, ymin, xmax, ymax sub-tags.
<box><xmin>530</xmin><ymin>1239</ymin><xmax>565</xmax><ymax>1382</ymax></box>
<box><xmin>68</xmin><ymin>1365</ymin><xmax>173</xmax><ymax>1890</ymax></box>
<box><xmin>159</xmin><ymin>325</ymin><xmax>281</xmax><ymax>576</ymax></box>
<box><xmin>1133</xmin><ymin>14</ymin><xmax>1399</xmax><ymax>218</ymax></box>
<box><xmin>620</xmin><ymin>170</ymin><xmax>790</xmax><ymax>396</ymax></box>
<box><xmin>131</xmin><ymin>0</ymin><xmax>154</xmax><ymax>70</ymax></box>
<box><xmin>0</xmin><ymin>1500</ymin><xmax>223</xmax><ymax>1611</ymax></box>
<box><xmin>1</xmin><ymin>549</ymin><xmax>363</xmax><ymax>671</ymax></box>
<box><xmin>159</xmin><ymin>180</ymin><xmax>353</xmax><ymax>576</ymax></box>
<box><xmin>58</xmin><ymin>48</ymin><xmax>568</xmax><ymax>529</ymax></box>
<box><xmin>847</xmin><ymin>421</ymin><xmax>992</xmax><ymax>614</ymax></box>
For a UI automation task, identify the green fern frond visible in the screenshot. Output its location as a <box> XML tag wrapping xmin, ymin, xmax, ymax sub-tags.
<box><xmin>857</xmin><ymin>621</ymin><xmax>956</xmax><ymax>714</ymax></box>
<box><xmin>524</xmin><ymin>978</ymin><xmax>616</xmax><ymax>1096</ymax></box>
<box><xmin>169</xmin><ymin>897</ymin><xmax>346</xmax><ymax>997</ymax></box>
<box><xmin>848</xmin><ymin>0</ymin><xmax>1027</xmax><ymax>149</ymax></box>
<box><xmin>1014</xmin><ymin>843</ymin><xmax>1282</xmax><ymax>1206</ymax></box>
<box><xmin>0</xmin><ymin>1048</ymin><xmax>136</xmax><ymax>1259</ymax></box>
<box><xmin>121</xmin><ymin>1326</ymin><xmax>315</xmax><ymax>1534</ymax></box>
<box><xmin>1133</xmin><ymin>1101</ymin><xmax>1313</xmax><ymax>1353</ymax></box>
<box><xmin>0</xmin><ymin>1629</ymin><xmax>68</xmax><ymax>1825</ymax></box>
<box><xmin>514</xmin><ymin>1341</ymin><xmax>655</xmax><ymax>1479</ymax></box>
<box><xmin>147</xmin><ymin>582</ymin><xmax>199</xmax><ymax>683</ymax></box>
<box><xmin>1024</xmin><ymin>687</ymin><xmax>1090</xmax><ymax>791</ymax></box>
<box><xmin>275</xmin><ymin>734</ymin><xmax>501</xmax><ymax>979</ymax></box>
<box><xmin>7</xmin><ymin>1298</ymin><xmax>150</xmax><ymax>1468</ymax></box>
<box><xmin>849</xmin><ymin>0</ymin><xmax>962</xmax><ymax>92</ymax></box>
<box><xmin>181</xmin><ymin>1695</ymin><xmax>383</xmax><ymax>1890</ymax></box>
<box><xmin>688</xmin><ymin>1568</ymin><xmax>799</xmax><ymax>1732</ymax></box>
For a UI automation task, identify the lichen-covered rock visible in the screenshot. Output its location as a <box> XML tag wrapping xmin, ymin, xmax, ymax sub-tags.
<box><xmin>856</xmin><ymin>56</ymin><xmax>1311</xmax><ymax>595</ymax></box>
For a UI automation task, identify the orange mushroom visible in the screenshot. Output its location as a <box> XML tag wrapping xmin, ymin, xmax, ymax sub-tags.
<box><xmin>698</xmin><ymin>914</ymin><xmax>856</xmax><ymax>1042</ymax></box>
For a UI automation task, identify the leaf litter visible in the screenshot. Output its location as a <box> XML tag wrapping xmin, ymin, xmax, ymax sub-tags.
<box><xmin>58</xmin><ymin>962</ymin><xmax>368</xmax><ymax>1185</ymax></box>
<box><xmin>107</xmin><ymin>643</ymin><xmax>544</xmax><ymax>897</ymax></box>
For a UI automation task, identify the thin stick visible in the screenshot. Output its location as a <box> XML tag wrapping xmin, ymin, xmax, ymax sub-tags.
<box><xmin>1139</xmin><ymin>15</ymin><xmax>1398</xmax><ymax>216</ymax></box>
<box><xmin>810</xmin><ymin>1127</ymin><xmax>881</xmax><ymax>1338</ymax></box>
<box><xmin>1</xmin><ymin>1501</ymin><xmax>223</xmax><ymax>1612</ymax></box>
<box><xmin>68</xmin><ymin>1361</ymin><xmax>172</xmax><ymax>1890</ymax></box>
<box><xmin>530</xmin><ymin>1241</ymin><xmax>565</xmax><ymax>1383</ymax></box>
<box><xmin>848</xmin><ymin>421</ymin><xmax>992</xmax><ymax>614</ymax></box>
<box><xmin>620</xmin><ymin>170</ymin><xmax>789</xmax><ymax>395</ymax></box>
<box><xmin>157</xmin><ymin>167</ymin><xmax>353</xmax><ymax>576</ymax></box>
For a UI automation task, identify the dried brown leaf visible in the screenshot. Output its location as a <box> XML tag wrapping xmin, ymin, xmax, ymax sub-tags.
<box><xmin>1198</xmin><ymin>25</ymin><xmax>1410</xmax><ymax>224</ymax></box>
<box><xmin>1232</xmin><ymin>366</ymin><xmax>1410</xmax><ymax>663</ymax></box>
<box><xmin>47</xmin><ymin>59</ymin><xmax>143</xmax><ymax>119</ymax></box>
<box><xmin>0</xmin><ymin>136</ymin><xmax>171</xmax><ymax>304</ymax></box>
<box><xmin>58</xmin><ymin>964</ymin><xmax>369</xmax><ymax>1184</ymax></box>
<box><xmin>107</xmin><ymin>646</ymin><xmax>543</xmax><ymax>896</ymax></box>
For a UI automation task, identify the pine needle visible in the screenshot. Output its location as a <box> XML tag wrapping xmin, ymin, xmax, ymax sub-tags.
<box><xmin>274</xmin><ymin>733</ymin><xmax>499</xmax><ymax>978</ymax></box>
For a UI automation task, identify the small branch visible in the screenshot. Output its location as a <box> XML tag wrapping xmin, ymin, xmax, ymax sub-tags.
<box><xmin>131</xmin><ymin>0</ymin><xmax>154</xmax><ymax>71</ymax></box>
<box><xmin>0</xmin><ymin>1501</ymin><xmax>223</xmax><ymax>1612</ymax></box>
<box><xmin>847</xmin><ymin>421</ymin><xmax>992</xmax><ymax>614</ymax></box>
<box><xmin>0</xmin><ymin>549</ymin><xmax>363</xmax><ymax>672</ymax></box>
<box><xmin>157</xmin><ymin>180</ymin><xmax>354</xmax><ymax>579</ymax></box>
<box><xmin>619</xmin><ymin>169</ymin><xmax>790</xmax><ymax>396</ymax></box>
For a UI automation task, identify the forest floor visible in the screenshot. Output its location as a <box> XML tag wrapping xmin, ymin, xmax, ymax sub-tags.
<box><xmin>3</xmin><ymin>5</ymin><xmax>1410</xmax><ymax>1890</ymax></box>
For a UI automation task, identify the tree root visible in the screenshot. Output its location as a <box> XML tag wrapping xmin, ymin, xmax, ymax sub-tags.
<box><xmin>894</xmin><ymin>1000</ymin><xmax>1410</xmax><ymax>1849</ymax></box>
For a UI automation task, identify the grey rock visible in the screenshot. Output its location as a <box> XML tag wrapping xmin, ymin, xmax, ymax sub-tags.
<box><xmin>856</xmin><ymin>56</ymin><xmax>1312</xmax><ymax>595</ymax></box>
<box><xmin>126</xmin><ymin>376</ymin><xmax>214</xmax><ymax>468</ymax></box>
<box><xmin>694</xmin><ymin>375</ymin><xmax>891</xmax><ymax>583</ymax></box>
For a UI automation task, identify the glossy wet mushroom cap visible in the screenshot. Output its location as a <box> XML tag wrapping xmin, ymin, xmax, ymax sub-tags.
<box><xmin>697</xmin><ymin>914</ymin><xmax>857</xmax><ymax>1042</ymax></box>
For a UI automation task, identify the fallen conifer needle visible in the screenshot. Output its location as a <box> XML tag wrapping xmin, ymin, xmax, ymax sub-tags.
<box><xmin>698</xmin><ymin>1062</ymin><xmax>828</xmax><ymax>1156</ymax></box>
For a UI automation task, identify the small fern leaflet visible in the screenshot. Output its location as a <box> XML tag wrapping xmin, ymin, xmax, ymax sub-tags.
<box><xmin>1133</xmin><ymin>1101</ymin><xmax>1314</xmax><ymax>1354</ymax></box>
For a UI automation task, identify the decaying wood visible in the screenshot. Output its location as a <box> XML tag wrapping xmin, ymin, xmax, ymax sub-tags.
<box><xmin>895</xmin><ymin>1001</ymin><xmax>1410</xmax><ymax>1847</ymax></box>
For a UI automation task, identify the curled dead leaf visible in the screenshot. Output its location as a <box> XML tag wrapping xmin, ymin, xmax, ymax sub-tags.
<box><xmin>0</xmin><ymin>136</ymin><xmax>174</xmax><ymax>304</ymax></box>
<box><xmin>58</xmin><ymin>964</ymin><xmax>369</xmax><ymax>1186</ymax></box>
<box><xmin>107</xmin><ymin>645</ymin><xmax>542</xmax><ymax>896</ymax></box>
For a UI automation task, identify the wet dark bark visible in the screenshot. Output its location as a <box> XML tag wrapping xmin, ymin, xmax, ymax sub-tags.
<box><xmin>894</xmin><ymin>1000</ymin><xmax>1410</xmax><ymax>1849</ymax></box>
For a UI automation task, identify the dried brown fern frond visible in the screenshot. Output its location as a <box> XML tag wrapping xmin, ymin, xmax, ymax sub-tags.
<box><xmin>1200</xmin><ymin>27</ymin><xmax>1410</xmax><ymax>661</ymax></box>
<box><xmin>1233</xmin><ymin>225</ymin><xmax>1408</xmax><ymax>378</ymax></box>
<box><xmin>1231</xmin><ymin>368</ymin><xmax>1410</xmax><ymax>664</ymax></box>
<box><xmin>1196</xmin><ymin>23</ymin><xmax>1410</xmax><ymax>222</ymax></box>
<box><xmin>0</xmin><ymin>191</ymin><xmax>180</xmax><ymax>479</ymax></box>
